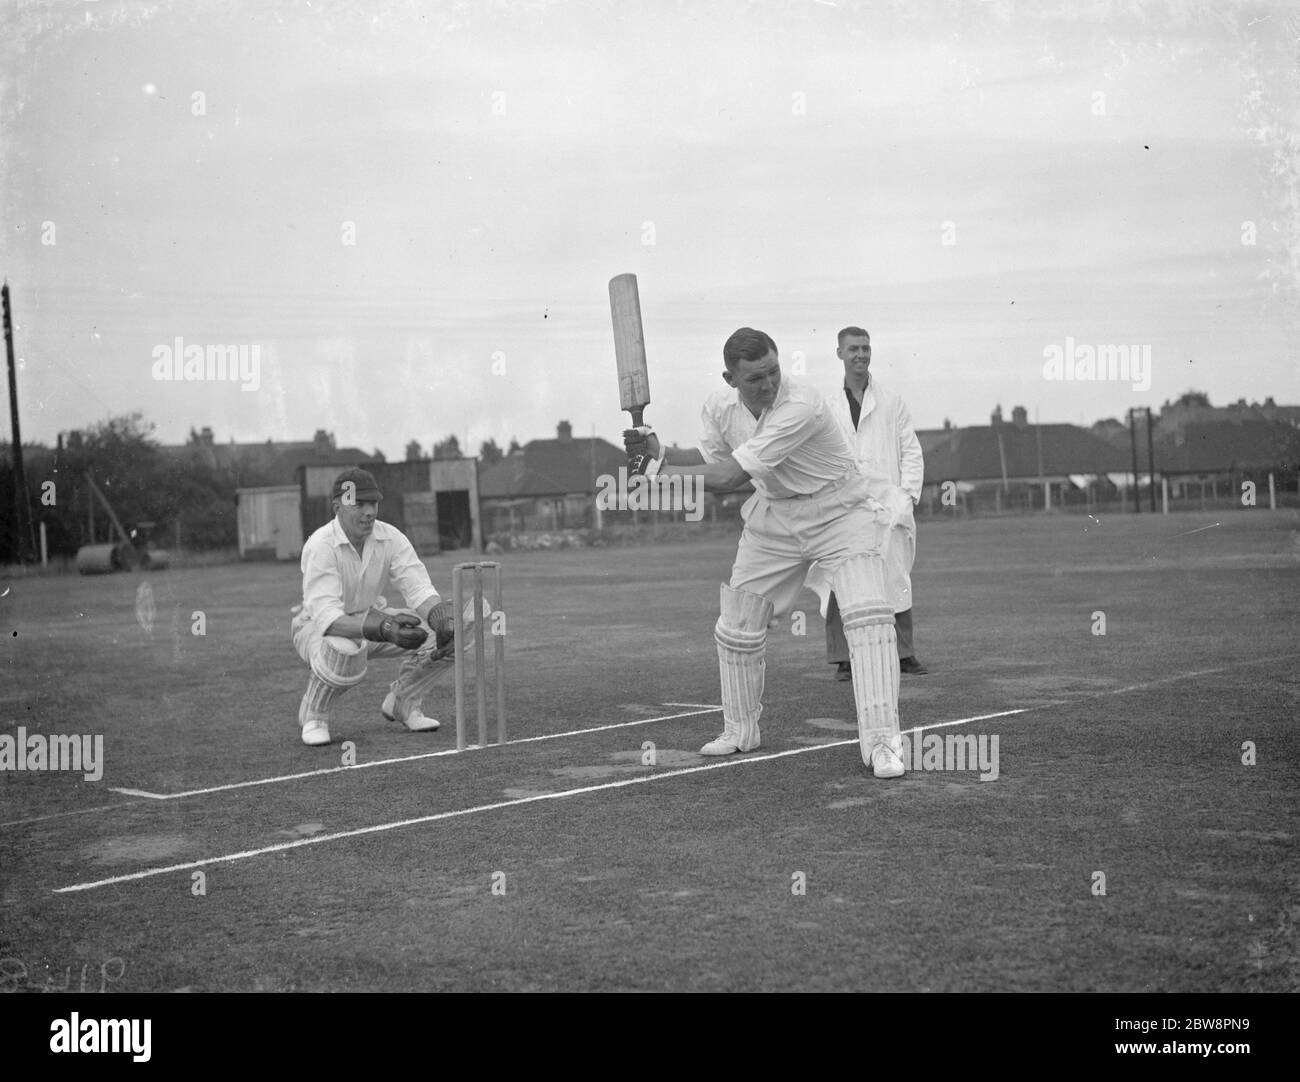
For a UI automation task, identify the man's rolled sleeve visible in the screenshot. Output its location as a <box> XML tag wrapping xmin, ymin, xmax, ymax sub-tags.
<box><xmin>731</xmin><ymin>403</ymin><xmax>817</xmax><ymax>486</ymax></box>
<box><xmin>302</xmin><ymin>549</ymin><xmax>347</xmax><ymax>639</ymax></box>
<box><xmin>387</xmin><ymin>535</ymin><xmax>439</xmax><ymax>615</ymax></box>
<box><xmin>697</xmin><ymin>403</ymin><xmax>733</xmax><ymax>464</ymax></box>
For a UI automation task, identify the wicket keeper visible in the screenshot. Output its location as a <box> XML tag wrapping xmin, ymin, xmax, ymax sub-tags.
<box><xmin>290</xmin><ymin>468</ymin><xmax>458</xmax><ymax>747</ymax></box>
<box><xmin>625</xmin><ymin>328</ymin><xmax>906</xmax><ymax>777</ymax></box>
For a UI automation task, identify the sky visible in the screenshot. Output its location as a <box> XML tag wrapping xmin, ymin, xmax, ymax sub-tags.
<box><xmin>1</xmin><ymin>0</ymin><xmax>1296</xmax><ymax>461</ymax></box>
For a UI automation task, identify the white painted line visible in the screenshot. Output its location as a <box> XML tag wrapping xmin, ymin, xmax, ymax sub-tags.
<box><xmin>903</xmin><ymin>709</ymin><xmax>1028</xmax><ymax>734</ymax></box>
<box><xmin>52</xmin><ymin>707</ymin><xmax>1030</xmax><ymax>894</ymax></box>
<box><xmin>104</xmin><ymin>706</ymin><xmax>725</xmax><ymax>802</ymax></box>
<box><xmin>95</xmin><ymin>651</ymin><xmax>1300</xmax><ymax>804</ymax></box>
<box><xmin>0</xmin><ymin>800</ymin><xmax>146</xmax><ymax>828</ymax></box>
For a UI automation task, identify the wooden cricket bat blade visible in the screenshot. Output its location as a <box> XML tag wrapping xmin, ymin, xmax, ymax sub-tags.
<box><xmin>609</xmin><ymin>273</ymin><xmax>650</xmax><ymax>426</ymax></box>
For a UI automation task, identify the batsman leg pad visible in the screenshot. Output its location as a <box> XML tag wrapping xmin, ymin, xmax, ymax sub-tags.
<box><xmin>832</xmin><ymin>556</ymin><xmax>903</xmax><ymax>770</ymax></box>
<box><xmin>707</xmin><ymin>584</ymin><xmax>773</xmax><ymax>754</ymax></box>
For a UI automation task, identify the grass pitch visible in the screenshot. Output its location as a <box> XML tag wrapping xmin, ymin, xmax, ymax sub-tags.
<box><xmin>1</xmin><ymin>510</ymin><xmax>1297</xmax><ymax>992</ymax></box>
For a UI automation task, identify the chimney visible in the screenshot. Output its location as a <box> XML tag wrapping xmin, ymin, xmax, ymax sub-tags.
<box><xmin>943</xmin><ymin>418</ymin><xmax>952</xmax><ymax>431</ymax></box>
<box><xmin>557</xmin><ymin>420</ymin><xmax>573</xmax><ymax>443</ymax></box>
<box><xmin>990</xmin><ymin>405</ymin><xmax>1003</xmax><ymax>426</ymax></box>
<box><xmin>200</xmin><ymin>426</ymin><xmax>214</xmax><ymax>446</ymax></box>
<box><xmin>313</xmin><ymin>429</ymin><xmax>333</xmax><ymax>454</ymax></box>
<box><xmin>1011</xmin><ymin>405</ymin><xmax>1028</xmax><ymax>428</ymax></box>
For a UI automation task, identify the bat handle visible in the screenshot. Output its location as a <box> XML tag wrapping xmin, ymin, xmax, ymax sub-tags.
<box><xmin>629</xmin><ymin>407</ymin><xmax>644</xmax><ymax>428</ymax></box>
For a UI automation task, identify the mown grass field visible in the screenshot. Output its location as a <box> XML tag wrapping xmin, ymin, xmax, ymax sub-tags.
<box><xmin>1</xmin><ymin>509</ymin><xmax>1297</xmax><ymax>993</ymax></box>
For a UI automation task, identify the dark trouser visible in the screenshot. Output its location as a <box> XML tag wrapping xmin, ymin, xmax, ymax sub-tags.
<box><xmin>825</xmin><ymin>593</ymin><xmax>914</xmax><ymax>662</ymax></box>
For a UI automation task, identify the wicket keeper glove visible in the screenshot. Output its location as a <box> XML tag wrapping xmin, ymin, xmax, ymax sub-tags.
<box><xmin>426</xmin><ymin>600</ymin><xmax>456</xmax><ymax>655</ymax></box>
<box><xmin>361</xmin><ymin>611</ymin><xmax>428</xmax><ymax>650</ymax></box>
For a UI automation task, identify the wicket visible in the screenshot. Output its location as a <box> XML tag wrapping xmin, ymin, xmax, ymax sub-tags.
<box><xmin>451</xmin><ymin>561</ymin><xmax>506</xmax><ymax>751</ymax></box>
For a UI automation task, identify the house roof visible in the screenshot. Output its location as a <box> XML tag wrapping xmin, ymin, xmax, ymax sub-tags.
<box><xmin>478</xmin><ymin>437</ymin><xmax>625</xmax><ymax>498</ymax></box>
<box><xmin>1152</xmin><ymin>420</ymin><xmax>1300</xmax><ymax>474</ymax></box>
<box><xmin>921</xmin><ymin>423</ymin><xmax>1132</xmax><ymax>482</ymax></box>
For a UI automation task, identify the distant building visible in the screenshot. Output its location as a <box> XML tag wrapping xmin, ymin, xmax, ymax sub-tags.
<box><xmin>917</xmin><ymin>404</ymin><xmax>1132</xmax><ymax>511</ymax></box>
<box><xmin>174</xmin><ymin>428</ymin><xmax>383</xmax><ymax>561</ymax></box>
<box><xmin>1152</xmin><ymin>419</ymin><xmax>1300</xmax><ymax>504</ymax></box>
<box><xmin>1156</xmin><ymin>395</ymin><xmax>1300</xmax><ymax>437</ymax></box>
<box><xmin>478</xmin><ymin>421</ymin><xmax>625</xmax><ymax>533</ymax></box>
<box><xmin>163</xmin><ymin>427</ymin><xmax>383</xmax><ymax>486</ymax></box>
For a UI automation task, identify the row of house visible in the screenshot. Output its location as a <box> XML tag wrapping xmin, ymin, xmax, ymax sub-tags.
<box><xmin>225</xmin><ymin>400</ymin><xmax>1299</xmax><ymax>559</ymax></box>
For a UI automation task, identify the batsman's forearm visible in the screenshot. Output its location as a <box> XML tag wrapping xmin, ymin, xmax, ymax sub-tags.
<box><xmin>322</xmin><ymin>614</ymin><xmax>368</xmax><ymax>639</ymax></box>
<box><xmin>662</xmin><ymin>447</ymin><xmax>706</xmax><ymax>467</ymax></box>
<box><xmin>660</xmin><ymin>457</ymin><xmax>751</xmax><ymax>493</ymax></box>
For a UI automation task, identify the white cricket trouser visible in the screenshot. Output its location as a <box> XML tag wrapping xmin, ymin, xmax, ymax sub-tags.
<box><xmin>730</xmin><ymin>471</ymin><xmax>888</xmax><ymax>614</ymax></box>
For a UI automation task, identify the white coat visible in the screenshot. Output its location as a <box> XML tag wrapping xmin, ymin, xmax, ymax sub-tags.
<box><xmin>826</xmin><ymin>376</ymin><xmax>924</xmax><ymax>613</ymax></box>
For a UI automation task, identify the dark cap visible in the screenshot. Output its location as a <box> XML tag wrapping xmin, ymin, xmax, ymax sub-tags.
<box><xmin>331</xmin><ymin>467</ymin><xmax>382</xmax><ymax>504</ymax></box>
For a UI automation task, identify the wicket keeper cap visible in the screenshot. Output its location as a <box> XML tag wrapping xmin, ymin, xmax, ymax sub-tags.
<box><xmin>331</xmin><ymin>467</ymin><xmax>383</xmax><ymax>503</ymax></box>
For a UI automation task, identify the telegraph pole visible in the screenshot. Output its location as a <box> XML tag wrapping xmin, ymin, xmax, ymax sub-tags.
<box><xmin>1145</xmin><ymin>406</ymin><xmax>1157</xmax><ymax>512</ymax></box>
<box><xmin>3</xmin><ymin>281</ymin><xmax>35</xmax><ymax>562</ymax></box>
<box><xmin>1128</xmin><ymin>407</ymin><xmax>1141</xmax><ymax>513</ymax></box>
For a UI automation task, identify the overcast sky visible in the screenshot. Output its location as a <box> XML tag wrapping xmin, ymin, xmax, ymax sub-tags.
<box><xmin>1</xmin><ymin>0</ymin><xmax>1295</xmax><ymax>460</ymax></box>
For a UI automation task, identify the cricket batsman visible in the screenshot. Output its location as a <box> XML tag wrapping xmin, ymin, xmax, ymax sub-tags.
<box><xmin>624</xmin><ymin>328</ymin><xmax>906</xmax><ymax>777</ymax></box>
<box><xmin>290</xmin><ymin>467</ymin><xmax>466</xmax><ymax>747</ymax></box>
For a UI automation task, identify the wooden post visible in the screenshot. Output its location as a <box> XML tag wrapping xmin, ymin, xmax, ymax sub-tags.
<box><xmin>3</xmin><ymin>282</ymin><xmax>35</xmax><ymax>562</ymax></box>
<box><xmin>1129</xmin><ymin>408</ymin><xmax>1141</xmax><ymax>513</ymax></box>
<box><xmin>1269</xmin><ymin>471</ymin><xmax>1276</xmax><ymax>510</ymax></box>
<box><xmin>1146</xmin><ymin>407</ymin><xmax>1157</xmax><ymax>512</ymax></box>
<box><xmin>1161</xmin><ymin>476</ymin><xmax>1169</xmax><ymax>515</ymax></box>
<box><xmin>39</xmin><ymin>520</ymin><xmax>47</xmax><ymax>566</ymax></box>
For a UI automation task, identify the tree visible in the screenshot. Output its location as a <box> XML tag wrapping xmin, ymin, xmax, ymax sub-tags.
<box><xmin>432</xmin><ymin>435</ymin><xmax>462</xmax><ymax>460</ymax></box>
<box><xmin>1163</xmin><ymin>391</ymin><xmax>1211</xmax><ymax>415</ymax></box>
<box><xmin>405</xmin><ymin>439</ymin><xmax>424</xmax><ymax>462</ymax></box>
<box><xmin>479</xmin><ymin>438</ymin><xmax>503</xmax><ymax>466</ymax></box>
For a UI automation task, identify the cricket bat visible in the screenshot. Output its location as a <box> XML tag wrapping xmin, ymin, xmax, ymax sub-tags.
<box><xmin>609</xmin><ymin>273</ymin><xmax>650</xmax><ymax>429</ymax></box>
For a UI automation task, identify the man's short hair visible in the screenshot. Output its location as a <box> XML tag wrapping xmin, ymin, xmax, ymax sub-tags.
<box><xmin>837</xmin><ymin>326</ymin><xmax>870</xmax><ymax>347</ymax></box>
<box><xmin>723</xmin><ymin>328</ymin><xmax>778</xmax><ymax>370</ymax></box>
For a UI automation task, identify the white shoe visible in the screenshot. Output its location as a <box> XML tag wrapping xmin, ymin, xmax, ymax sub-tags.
<box><xmin>870</xmin><ymin>742</ymin><xmax>905</xmax><ymax>779</ymax></box>
<box><xmin>700</xmin><ymin>727</ymin><xmax>758</xmax><ymax>756</ymax></box>
<box><xmin>382</xmin><ymin>692</ymin><xmax>441</xmax><ymax>732</ymax></box>
<box><xmin>300</xmin><ymin>718</ymin><xmax>331</xmax><ymax>747</ymax></box>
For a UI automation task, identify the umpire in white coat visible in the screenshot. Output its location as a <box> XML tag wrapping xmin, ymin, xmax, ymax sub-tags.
<box><xmin>824</xmin><ymin>327</ymin><xmax>929</xmax><ymax>676</ymax></box>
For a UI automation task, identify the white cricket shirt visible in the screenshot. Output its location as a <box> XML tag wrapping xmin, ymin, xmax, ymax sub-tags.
<box><xmin>297</xmin><ymin>517</ymin><xmax>440</xmax><ymax>640</ymax></box>
<box><xmin>698</xmin><ymin>377</ymin><xmax>859</xmax><ymax>499</ymax></box>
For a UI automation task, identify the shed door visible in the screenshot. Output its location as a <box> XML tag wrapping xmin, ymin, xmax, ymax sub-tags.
<box><xmin>273</xmin><ymin>494</ymin><xmax>303</xmax><ymax>560</ymax></box>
